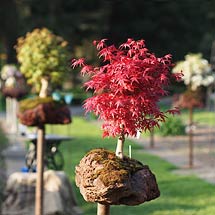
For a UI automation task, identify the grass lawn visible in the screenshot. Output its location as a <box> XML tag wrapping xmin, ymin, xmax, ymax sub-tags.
<box><xmin>159</xmin><ymin>102</ymin><xmax>215</xmax><ymax>126</ymax></box>
<box><xmin>46</xmin><ymin>117</ymin><xmax>215</xmax><ymax>215</ymax></box>
<box><xmin>181</xmin><ymin>108</ymin><xmax>215</xmax><ymax>126</ymax></box>
<box><xmin>139</xmin><ymin>108</ymin><xmax>215</xmax><ymax>137</ymax></box>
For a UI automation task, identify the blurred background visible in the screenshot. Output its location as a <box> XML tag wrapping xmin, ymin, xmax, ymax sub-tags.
<box><xmin>1</xmin><ymin>0</ymin><xmax>215</xmax><ymax>65</ymax></box>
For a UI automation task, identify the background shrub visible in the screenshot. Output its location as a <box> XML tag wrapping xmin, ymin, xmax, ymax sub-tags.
<box><xmin>158</xmin><ymin>115</ymin><xmax>186</xmax><ymax>136</ymax></box>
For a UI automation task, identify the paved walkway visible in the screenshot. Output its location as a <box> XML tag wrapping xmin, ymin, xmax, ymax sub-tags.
<box><xmin>132</xmin><ymin>125</ymin><xmax>215</xmax><ymax>184</ymax></box>
<box><xmin>2</xmin><ymin>134</ymin><xmax>26</xmax><ymax>176</ymax></box>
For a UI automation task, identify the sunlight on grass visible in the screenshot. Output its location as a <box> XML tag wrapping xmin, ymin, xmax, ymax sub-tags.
<box><xmin>180</xmin><ymin>109</ymin><xmax>215</xmax><ymax>126</ymax></box>
<box><xmin>47</xmin><ymin>116</ymin><xmax>215</xmax><ymax>215</ymax></box>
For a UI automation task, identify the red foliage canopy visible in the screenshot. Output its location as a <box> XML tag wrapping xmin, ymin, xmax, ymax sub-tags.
<box><xmin>72</xmin><ymin>39</ymin><xmax>182</xmax><ymax>137</ymax></box>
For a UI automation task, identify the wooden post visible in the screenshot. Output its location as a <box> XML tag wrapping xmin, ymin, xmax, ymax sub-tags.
<box><xmin>188</xmin><ymin>107</ymin><xmax>193</xmax><ymax>168</ymax></box>
<box><xmin>6</xmin><ymin>97</ymin><xmax>10</xmax><ymax>126</ymax></box>
<box><xmin>35</xmin><ymin>124</ymin><xmax>45</xmax><ymax>215</ymax></box>
<box><xmin>97</xmin><ymin>203</ymin><xmax>110</xmax><ymax>215</ymax></box>
<box><xmin>12</xmin><ymin>98</ymin><xmax>18</xmax><ymax>134</ymax></box>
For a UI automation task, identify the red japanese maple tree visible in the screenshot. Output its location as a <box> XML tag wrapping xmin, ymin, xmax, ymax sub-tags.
<box><xmin>72</xmin><ymin>38</ymin><xmax>182</xmax><ymax>158</ymax></box>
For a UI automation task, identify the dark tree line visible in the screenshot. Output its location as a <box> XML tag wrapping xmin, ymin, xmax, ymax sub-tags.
<box><xmin>1</xmin><ymin>0</ymin><xmax>215</xmax><ymax>64</ymax></box>
<box><xmin>0</xmin><ymin>0</ymin><xmax>18</xmax><ymax>63</ymax></box>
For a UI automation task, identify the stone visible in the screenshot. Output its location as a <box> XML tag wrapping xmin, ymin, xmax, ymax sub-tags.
<box><xmin>75</xmin><ymin>149</ymin><xmax>160</xmax><ymax>205</ymax></box>
<box><xmin>2</xmin><ymin>170</ymin><xmax>82</xmax><ymax>215</ymax></box>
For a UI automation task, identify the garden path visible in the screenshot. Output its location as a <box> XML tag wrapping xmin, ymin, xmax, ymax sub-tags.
<box><xmin>132</xmin><ymin>125</ymin><xmax>215</xmax><ymax>184</ymax></box>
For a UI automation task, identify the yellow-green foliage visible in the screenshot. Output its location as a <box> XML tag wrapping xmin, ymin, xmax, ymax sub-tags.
<box><xmin>19</xmin><ymin>96</ymin><xmax>65</xmax><ymax>112</ymax></box>
<box><xmin>15</xmin><ymin>28</ymin><xmax>69</xmax><ymax>92</ymax></box>
<box><xmin>88</xmin><ymin>148</ymin><xmax>144</xmax><ymax>186</ymax></box>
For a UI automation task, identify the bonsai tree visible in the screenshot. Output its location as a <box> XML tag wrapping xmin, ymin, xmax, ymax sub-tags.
<box><xmin>72</xmin><ymin>38</ymin><xmax>182</xmax><ymax>215</ymax></box>
<box><xmin>0</xmin><ymin>64</ymin><xmax>28</xmax><ymax>133</ymax></box>
<box><xmin>1</xmin><ymin>64</ymin><xmax>27</xmax><ymax>98</ymax></box>
<box><xmin>15</xmin><ymin>28</ymin><xmax>71</xmax><ymax>125</ymax></box>
<box><xmin>15</xmin><ymin>28</ymin><xmax>69</xmax><ymax>97</ymax></box>
<box><xmin>173</xmin><ymin>53</ymin><xmax>214</xmax><ymax>167</ymax></box>
<box><xmin>15</xmin><ymin>28</ymin><xmax>71</xmax><ymax>215</ymax></box>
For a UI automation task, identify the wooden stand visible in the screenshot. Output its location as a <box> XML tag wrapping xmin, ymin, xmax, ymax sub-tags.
<box><xmin>188</xmin><ymin>107</ymin><xmax>193</xmax><ymax>168</ymax></box>
<box><xmin>35</xmin><ymin>125</ymin><xmax>45</xmax><ymax>215</ymax></box>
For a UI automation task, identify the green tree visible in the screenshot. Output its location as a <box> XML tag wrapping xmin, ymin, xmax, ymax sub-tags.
<box><xmin>0</xmin><ymin>0</ymin><xmax>18</xmax><ymax>63</ymax></box>
<box><xmin>2</xmin><ymin>0</ymin><xmax>215</xmax><ymax>70</ymax></box>
<box><xmin>107</xmin><ymin>0</ymin><xmax>215</xmax><ymax>61</ymax></box>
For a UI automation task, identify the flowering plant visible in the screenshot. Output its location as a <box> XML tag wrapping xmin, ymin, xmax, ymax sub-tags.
<box><xmin>1</xmin><ymin>64</ymin><xmax>22</xmax><ymax>80</ymax></box>
<box><xmin>72</xmin><ymin>39</ymin><xmax>181</xmax><ymax>138</ymax></box>
<box><xmin>172</xmin><ymin>53</ymin><xmax>214</xmax><ymax>91</ymax></box>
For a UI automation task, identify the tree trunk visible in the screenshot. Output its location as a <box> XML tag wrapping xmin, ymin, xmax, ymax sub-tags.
<box><xmin>115</xmin><ymin>133</ymin><xmax>125</xmax><ymax>159</ymax></box>
<box><xmin>35</xmin><ymin>125</ymin><xmax>45</xmax><ymax>215</ymax></box>
<box><xmin>97</xmin><ymin>203</ymin><xmax>110</xmax><ymax>215</ymax></box>
<box><xmin>39</xmin><ymin>77</ymin><xmax>49</xmax><ymax>98</ymax></box>
<box><xmin>188</xmin><ymin>107</ymin><xmax>193</xmax><ymax>168</ymax></box>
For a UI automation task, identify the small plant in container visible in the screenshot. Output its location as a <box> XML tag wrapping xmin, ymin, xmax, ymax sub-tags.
<box><xmin>1</xmin><ymin>64</ymin><xmax>28</xmax><ymax>99</ymax></box>
<box><xmin>72</xmin><ymin>38</ymin><xmax>182</xmax><ymax>215</ymax></box>
<box><xmin>173</xmin><ymin>53</ymin><xmax>214</xmax><ymax>168</ymax></box>
<box><xmin>15</xmin><ymin>28</ymin><xmax>71</xmax><ymax>215</ymax></box>
<box><xmin>15</xmin><ymin>28</ymin><xmax>71</xmax><ymax>126</ymax></box>
<box><xmin>0</xmin><ymin>64</ymin><xmax>28</xmax><ymax>133</ymax></box>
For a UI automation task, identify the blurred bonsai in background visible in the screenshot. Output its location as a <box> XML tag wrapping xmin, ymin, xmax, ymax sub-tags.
<box><xmin>173</xmin><ymin>53</ymin><xmax>214</xmax><ymax>108</ymax></box>
<box><xmin>173</xmin><ymin>53</ymin><xmax>214</xmax><ymax>91</ymax></box>
<box><xmin>0</xmin><ymin>64</ymin><xmax>28</xmax><ymax>99</ymax></box>
<box><xmin>15</xmin><ymin>28</ymin><xmax>69</xmax><ymax>97</ymax></box>
<box><xmin>172</xmin><ymin>53</ymin><xmax>214</xmax><ymax>168</ymax></box>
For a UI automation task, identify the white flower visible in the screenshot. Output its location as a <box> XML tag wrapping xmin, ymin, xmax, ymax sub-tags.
<box><xmin>172</xmin><ymin>53</ymin><xmax>215</xmax><ymax>90</ymax></box>
<box><xmin>202</xmin><ymin>76</ymin><xmax>215</xmax><ymax>87</ymax></box>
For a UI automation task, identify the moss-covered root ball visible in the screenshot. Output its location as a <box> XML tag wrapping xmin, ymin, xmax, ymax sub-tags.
<box><xmin>75</xmin><ymin>148</ymin><xmax>160</xmax><ymax>205</ymax></box>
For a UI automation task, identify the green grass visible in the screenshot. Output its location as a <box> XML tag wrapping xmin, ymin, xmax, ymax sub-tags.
<box><xmin>159</xmin><ymin>101</ymin><xmax>215</xmax><ymax>126</ymax></box>
<box><xmin>180</xmin><ymin>108</ymin><xmax>215</xmax><ymax>126</ymax></box>
<box><xmin>47</xmin><ymin>117</ymin><xmax>215</xmax><ymax>215</ymax></box>
<box><xmin>143</xmin><ymin>107</ymin><xmax>215</xmax><ymax>138</ymax></box>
